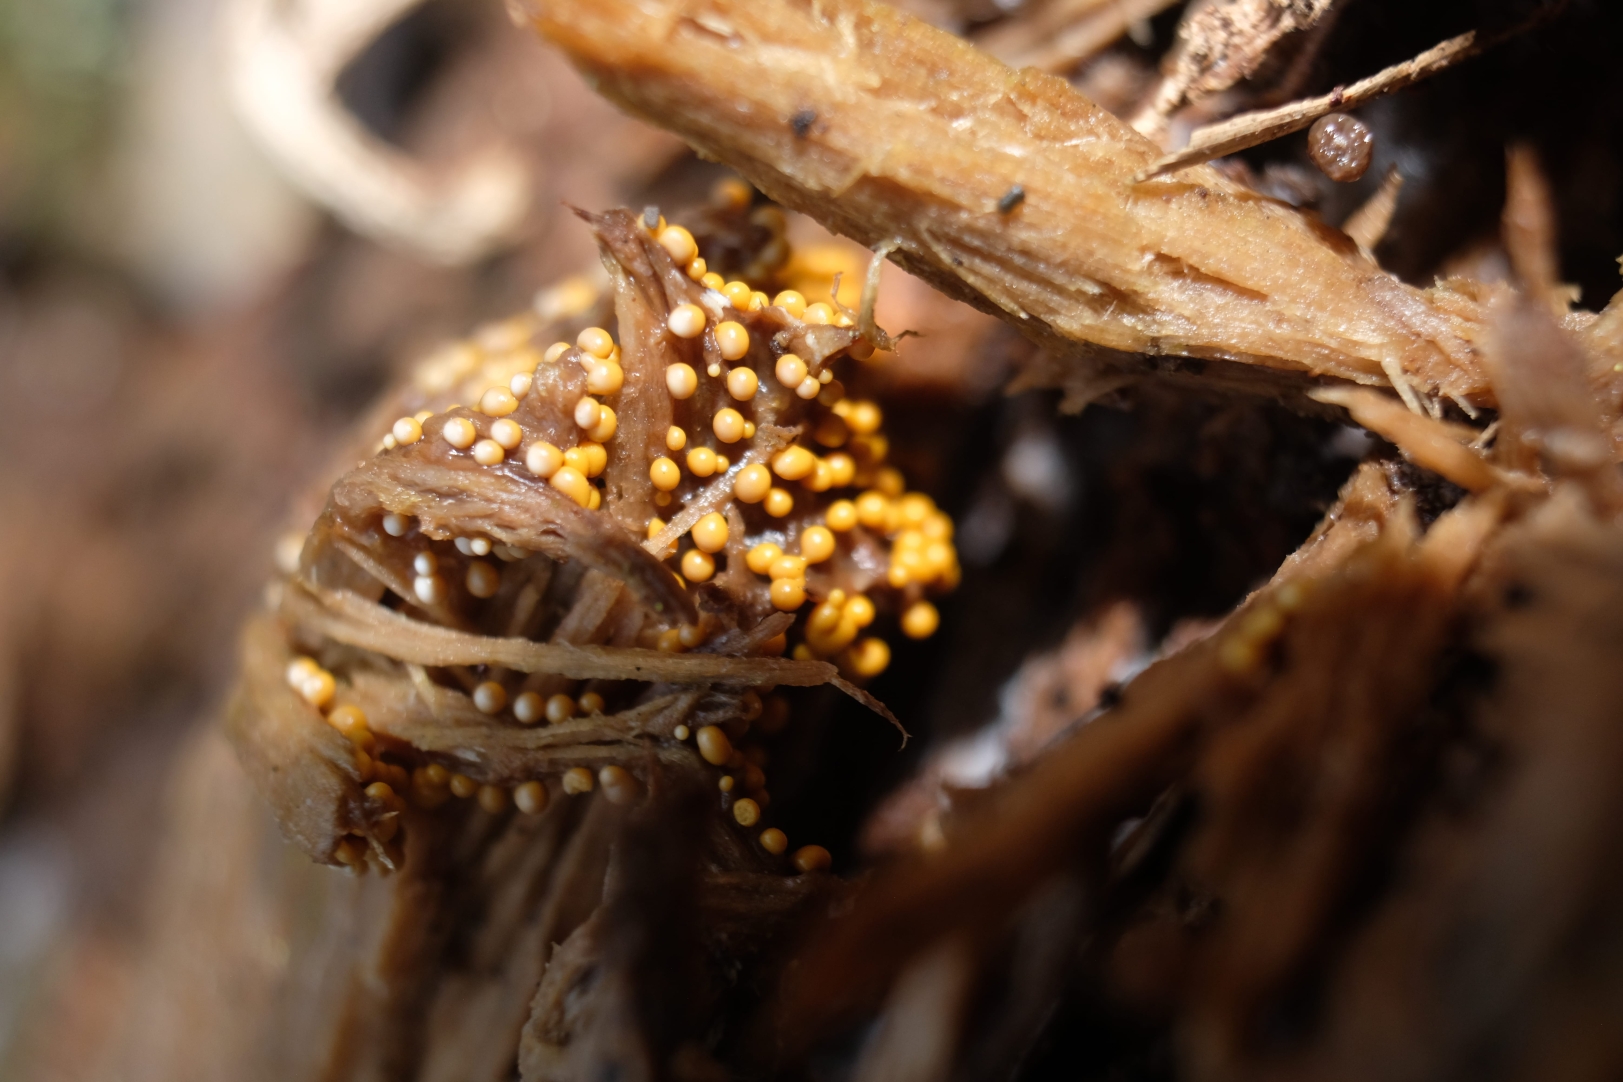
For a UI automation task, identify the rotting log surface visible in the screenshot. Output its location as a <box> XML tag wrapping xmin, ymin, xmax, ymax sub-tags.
<box><xmin>524</xmin><ymin>0</ymin><xmax>1491</xmax><ymax>408</ymax></box>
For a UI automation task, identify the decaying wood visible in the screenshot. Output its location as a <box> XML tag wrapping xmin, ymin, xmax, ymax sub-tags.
<box><xmin>236</xmin><ymin>203</ymin><xmax>912</xmax><ymax>869</ymax></box>
<box><xmin>756</xmin><ymin>503</ymin><xmax>1488</xmax><ymax>1060</ymax></box>
<box><xmin>523</xmin><ymin>0</ymin><xmax>1497</xmax><ymax>412</ymax></box>
<box><xmin>144</xmin><ymin>5</ymin><xmax>1623</xmax><ymax>1080</ymax></box>
<box><xmin>211</xmin><ymin>201</ymin><xmax>892</xmax><ymax>1081</ymax></box>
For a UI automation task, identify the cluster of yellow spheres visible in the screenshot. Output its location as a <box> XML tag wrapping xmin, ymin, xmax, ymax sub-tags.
<box><xmin>380</xmin><ymin>245</ymin><xmax>954</xmax><ymax>662</ymax></box>
<box><xmin>290</xmin><ymin>643</ymin><xmax>828</xmax><ymax>871</ymax></box>
<box><xmin>287</xmin><ymin>654</ymin><xmax>645</xmax><ymax>869</ymax></box>
<box><xmin>672</xmin><ymin>702</ymin><xmax>831</xmax><ymax>872</ymax></box>
<box><xmin>382</xmin><ymin>323</ymin><xmax>627</xmax><ymax>512</ymax></box>
<box><xmin>356</xmin><ymin>210</ymin><xmax>958</xmax><ymax>871</ymax></box>
<box><xmin>658</xmin><ymin>219</ymin><xmax>857</xmax><ymax>327</ymax></box>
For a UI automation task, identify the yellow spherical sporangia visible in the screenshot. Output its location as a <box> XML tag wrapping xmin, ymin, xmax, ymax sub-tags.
<box><xmin>665</xmin><ymin>363</ymin><xmax>698</xmax><ymax>399</ymax></box>
<box><xmin>772</xmin><ymin>290</ymin><xmax>807</xmax><ymax>318</ymax></box>
<box><xmin>681</xmin><ymin>549</ymin><xmax>716</xmax><ymax>583</ymax></box>
<box><xmin>687</xmin><ymin>446</ymin><xmax>718</xmax><ymax>477</ymax></box>
<box><xmin>657</xmin><ymin>225</ymin><xmax>698</xmax><ymax>266</ymax></box>
<box><xmin>770</xmin><ymin>577</ymin><xmax>807</xmax><ymax>611</ymax></box>
<box><xmin>715</xmin><ymin>321</ymin><xmax>750</xmax><ymax>361</ymax></box>
<box><xmin>901</xmin><ymin>600</ymin><xmax>941</xmax><ymax>639</ymax></box>
<box><xmin>746</xmin><ymin>542</ymin><xmax>782</xmax><ymax>575</ymax></box>
<box><xmin>726</xmin><ymin>366</ymin><xmax>758</xmax><ymax>401</ymax></box>
<box><xmin>713</xmin><ymin>408</ymin><xmax>746</xmax><ymax>444</ymax></box>
<box><xmin>764</xmin><ymin>488</ymin><xmax>793</xmax><ymax>517</ymax></box>
<box><xmin>733</xmin><ymin>464</ymin><xmax>771</xmax><ymax>503</ymax></box>
<box><xmin>692</xmin><ymin>512</ymin><xmax>729</xmax><ymax>553</ymax></box>
<box><xmin>668</xmin><ymin>302</ymin><xmax>706</xmax><ymax>339</ymax></box>
<box><xmin>550</xmin><ymin>466</ymin><xmax>593</xmax><ymax>507</ymax></box>
<box><xmin>577</xmin><ymin>326</ymin><xmax>615</xmax><ymax>358</ymax></box>
<box><xmin>526</xmin><ymin>442</ymin><xmax>563</xmax><ymax>478</ymax></box>
<box><xmin>650</xmin><ymin>457</ymin><xmax>681</xmax><ymax>491</ymax></box>
<box><xmin>772</xmin><ymin>445</ymin><xmax>817</xmax><ymax>481</ymax></box>
<box><xmin>800</xmin><ymin>525</ymin><xmax>835</xmax><ymax>563</ymax></box>
<box><xmin>696</xmin><ymin>725</ymin><xmax>733</xmax><ymax>766</ymax></box>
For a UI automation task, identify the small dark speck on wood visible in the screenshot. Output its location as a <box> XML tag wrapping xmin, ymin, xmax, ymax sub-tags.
<box><xmin>790</xmin><ymin>109</ymin><xmax>816</xmax><ymax>137</ymax></box>
<box><xmin>998</xmin><ymin>184</ymin><xmax>1025</xmax><ymax>213</ymax></box>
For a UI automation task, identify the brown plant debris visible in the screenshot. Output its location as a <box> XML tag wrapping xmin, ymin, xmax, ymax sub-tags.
<box><xmin>233</xmin><ymin>199</ymin><xmax>955</xmax><ymax>867</ymax></box>
<box><xmin>726</xmin><ymin>151</ymin><xmax>1623</xmax><ymax>1081</ymax></box>
<box><xmin>179</xmin><ymin>3</ymin><xmax>1623</xmax><ymax>1080</ymax></box>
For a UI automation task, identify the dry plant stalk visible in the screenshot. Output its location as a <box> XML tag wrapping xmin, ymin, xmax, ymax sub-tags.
<box><xmin>522</xmin><ymin>0</ymin><xmax>1494</xmax><ymax>412</ymax></box>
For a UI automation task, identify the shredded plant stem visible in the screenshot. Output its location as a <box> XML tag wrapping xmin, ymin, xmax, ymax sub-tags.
<box><xmin>1130</xmin><ymin>0</ymin><xmax>1342</xmax><ymax>135</ymax></box>
<box><xmin>713</xmin><ymin>148</ymin><xmax>1623</xmax><ymax>1075</ymax></box>
<box><xmin>1343</xmin><ymin>166</ymin><xmax>1404</xmax><ymax>254</ymax></box>
<box><xmin>523</xmin><ymin>0</ymin><xmax>1493</xmax><ymax>410</ymax></box>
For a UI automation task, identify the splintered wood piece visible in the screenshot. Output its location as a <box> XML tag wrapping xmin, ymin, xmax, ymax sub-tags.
<box><xmin>1343</xmin><ymin>165</ymin><xmax>1404</xmax><ymax>254</ymax></box>
<box><xmin>1137</xmin><ymin>30</ymin><xmax>1479</xmax><ymax>180</ymax></box>
<box><xmin>522</xmin><ymin>0</ymin><xmax>1492</xmax><ymax>408</ymax></box>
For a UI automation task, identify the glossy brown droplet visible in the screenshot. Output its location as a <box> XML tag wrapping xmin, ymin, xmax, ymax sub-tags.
<box><xmin>1308</xmin><ymin>113</ymin><xmax>1374</xmax><ymax>183</ymax></box>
